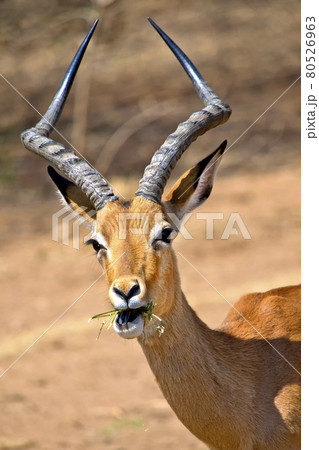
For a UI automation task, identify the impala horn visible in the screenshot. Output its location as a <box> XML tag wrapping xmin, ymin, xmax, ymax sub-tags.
<box><xmin>135</xmin><ymin>18</ymin><xmax>231</xmax><ymax>204</ymax></box>
<box><xmin>21</xmin><ymin>20</ymin><xmax>118</xmax><ymax>211</ymax></box>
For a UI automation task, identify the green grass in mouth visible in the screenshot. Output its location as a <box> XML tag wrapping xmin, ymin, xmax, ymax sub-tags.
<box><xmin>89</xmin><ymin>301</ymin><xmax>165</xmax><ymax>339</ymax></box>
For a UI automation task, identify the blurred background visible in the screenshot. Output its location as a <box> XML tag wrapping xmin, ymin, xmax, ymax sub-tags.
<box><xmin>0</xmin><ymin>0</ymin><xmax>300</xmax><ymax>449</ymax></box>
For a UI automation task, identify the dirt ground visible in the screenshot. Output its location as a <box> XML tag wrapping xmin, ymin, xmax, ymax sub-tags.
<box><xmin>0</xmin><ymin>1</ymin><xmax>300</xmax><ymax>449</ymax></box>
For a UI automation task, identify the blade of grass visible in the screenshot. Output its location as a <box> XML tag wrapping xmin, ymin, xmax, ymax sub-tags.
<box><xmin>89</xmin><ymin>301</ymin><xmax>165</xmax><ymax>338</ymax></box>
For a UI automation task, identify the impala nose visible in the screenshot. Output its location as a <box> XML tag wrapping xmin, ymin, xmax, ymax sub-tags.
<box><xmin>110</xmin><ymin>278</ymin><xmax>145</xmax><ymax>310</ymax></box>
<box><xmin>113</xmin><ymin>283</ymin><xmax>140</xmax><ymax>301</ymax></box>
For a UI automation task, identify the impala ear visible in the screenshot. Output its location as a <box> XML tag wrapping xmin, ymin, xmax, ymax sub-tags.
<box><xmin>163</xmin><ymin>140</ymin><xmax>226</xmax><ymax>220</ymax></box>
<box><xmin>48</xmin><ymin>166</ymin><xmax>96</xmax><ymax>225</ymax></box>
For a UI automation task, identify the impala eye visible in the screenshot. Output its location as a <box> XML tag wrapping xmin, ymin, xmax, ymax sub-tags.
<box><xmin>86</xmin><ymin>239</ymin><xmax>106</xmax><ymax>253</ymax></box>
<box><xmin>155</xmin><ymin>228</ymin><xmax>176</xmax><ymax>244</ymax></box>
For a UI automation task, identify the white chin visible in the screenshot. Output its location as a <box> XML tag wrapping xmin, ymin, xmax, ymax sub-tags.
<box><xmin>113</xmin><ymin>312</ymin><xmax>144</xmax><ymax>339</ymax></box>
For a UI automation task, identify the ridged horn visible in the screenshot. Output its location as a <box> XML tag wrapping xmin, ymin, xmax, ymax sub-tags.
<box><xmin>21</xmin><ymin>20</ymin><xmax>118</xmax><ymax>211</ymax></box>
<box><xmin>135</xmin><ymin>18</ymin><xmax>231</xmax><ymax>204</ymax></box>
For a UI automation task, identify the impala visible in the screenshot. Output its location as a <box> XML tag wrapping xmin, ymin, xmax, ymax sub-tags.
<box><xmin>21</xmin><ymin>19</ymin><xmax>301</xmax><ymax>450</ymax></box>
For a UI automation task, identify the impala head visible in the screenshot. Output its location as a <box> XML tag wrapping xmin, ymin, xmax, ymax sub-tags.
<box><xmin>21</xmin><ymin>18</ymin><xmax>231</xmax><ymax>340</ymax></box>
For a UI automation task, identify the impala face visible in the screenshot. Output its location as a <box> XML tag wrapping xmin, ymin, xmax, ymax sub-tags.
<box><xmin>89</xmin><ymin>197</ymin><xmax>179</xmax><ymax>339</ymax></box>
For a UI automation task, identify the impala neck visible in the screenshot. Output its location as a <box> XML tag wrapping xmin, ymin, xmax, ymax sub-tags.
<box><xmin>138</xmin><ymin>290</ymin><xmax>250</xmax><ymax>448</ymax></box>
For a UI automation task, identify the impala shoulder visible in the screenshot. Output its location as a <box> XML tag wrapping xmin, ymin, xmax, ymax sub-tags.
<box><xmin>219</xmin><ymin>284</ymin><xmax>301</xmax><ymax>339</ymax></box>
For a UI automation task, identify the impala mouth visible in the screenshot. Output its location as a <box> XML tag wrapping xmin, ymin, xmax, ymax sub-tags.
<box><xmin>113</xmin><ymin>308</ymin><xmax>144</xmax><ymax>339</ymax></box>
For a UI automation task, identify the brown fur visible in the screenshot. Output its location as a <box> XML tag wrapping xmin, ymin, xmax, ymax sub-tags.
<box><xmin>92</xmin><ymin>197</ymin><xmax>301</xmax><ymax>450</ymax></box>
